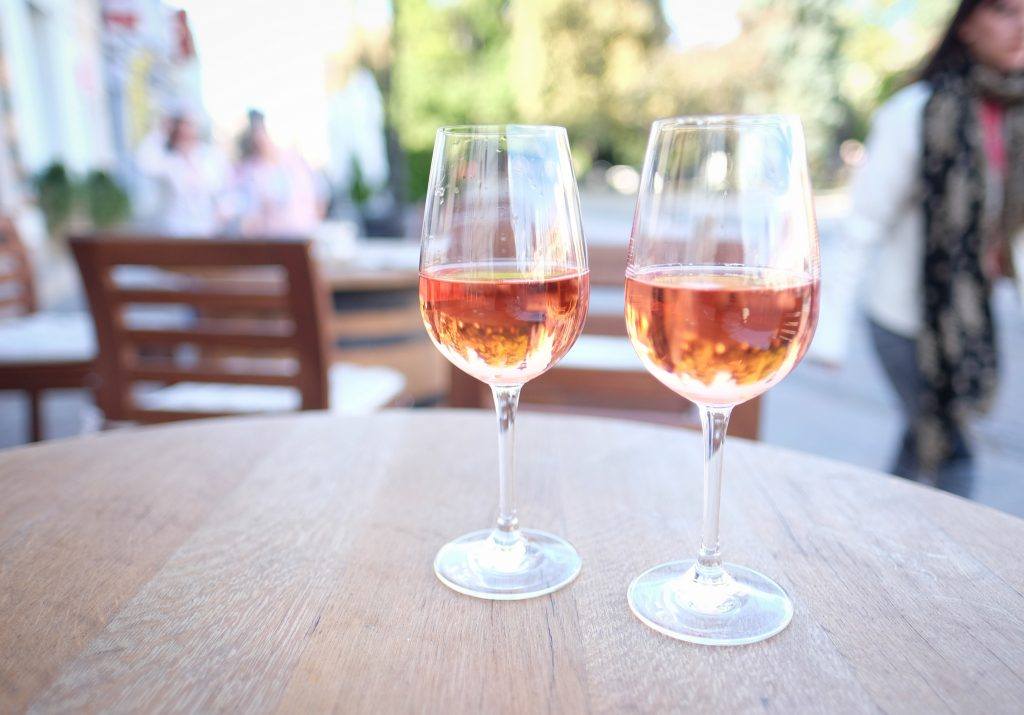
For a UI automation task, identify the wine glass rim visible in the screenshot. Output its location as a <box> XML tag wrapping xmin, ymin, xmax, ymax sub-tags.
<box><xmin>652</xmin><ymin>114</ymin><xmax>801</xmax><ymax>130</ymax></box>
<box><xmin>438</xmin><ymin>124</ymin><xmax>567</xmax><ymax>136</ymax></box>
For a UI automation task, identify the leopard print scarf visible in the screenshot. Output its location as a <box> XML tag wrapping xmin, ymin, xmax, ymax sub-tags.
<box><xmin>918</xmin><ymin>65</ymin><xmax>1024</xmax><ymax>470</ymax></box>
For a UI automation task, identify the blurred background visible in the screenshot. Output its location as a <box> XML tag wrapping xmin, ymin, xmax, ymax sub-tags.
<box><xmin>1</xmin><ymin>0</ymin><xmax>1021</xmax><ymax>514</ymax></box>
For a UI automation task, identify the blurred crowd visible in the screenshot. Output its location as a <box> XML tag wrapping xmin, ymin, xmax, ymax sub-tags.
<box><xmin>134</xmin><ymin>110</ymin><xmax>325</xmax><ymax>237</ymax></box>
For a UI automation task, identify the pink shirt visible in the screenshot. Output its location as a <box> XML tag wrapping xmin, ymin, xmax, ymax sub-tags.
<box><xmin>981</xmin><ymin>99</ymin><xmax>1007</xmax><ymax>178</ymax></box>
<box><xmin>235</xmin><ymin>151</ymin><xmax>322</xmax><ymax>236</ymax></box>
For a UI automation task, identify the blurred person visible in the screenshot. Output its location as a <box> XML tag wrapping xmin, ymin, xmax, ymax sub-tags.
<box><xmin>135</xmin><ymin>114</ymin><xmax>231</xmax><ymax>236</ymax></box>
<box><xmin>234</xmin><ymin>111</ymin><xmax>324</xmax><ymax>236</ymax></box>
<box><xmin>844</xmin><ymin>0</ymin><xmax>1024</xmax><ymax>495</ymax></box>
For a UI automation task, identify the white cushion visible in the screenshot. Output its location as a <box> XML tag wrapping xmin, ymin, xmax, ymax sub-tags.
<box><xmin>135</xmin><ymin>362</ymin><xmax>406</xmax><ymax>415</ymax></box>
<box><xmin>110</xmin><ymin>265</ymin><xmax>184</xmax><ymax>289</ymax></box>
<box><xmin>559</xmin><ymin>335</ymin><xmax>644</xmax><ymax>372</ymax></box>
<box><xmin>346</xmin><ymin>241</ymin><xmax>420</xmax><ymax>271</ymax></box>
<box><xmin>0</xmin><ymin>312</ymin><xmax>95</xmax><ymax>363</ymax></box>
<box><xmin>588</xmin><ymin>286</ymin><xmax>624</xmax><ymax>315</ymax></box>
<box><xmin>326</xmin><ymin>364</ymin><xmax>406</xmax><ymax>413</ymax></box>
<box><xmin>0</xmin><ymin>304</ymin><xmax>192</xmax><ymax>365</ymax></box>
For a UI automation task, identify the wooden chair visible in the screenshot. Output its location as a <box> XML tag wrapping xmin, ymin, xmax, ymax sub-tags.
<box><xmin>0</xmin><ymin>217</ymin><xmax>95</xmax><ymax>441</ymax></box>
<box><xmin>447</xmin><ymin>244</ymin><xmax>761</xmax><ymax>440</ymax></box>
<box><xmin>324</xmin><ymin>282</ymin><xmax>448</xmax><ymax>406</ymax></box>
<box><xmin>70</xmin><ymin>235</ymin><xmax>406</xmax><ymax>425</ymax></box>
<box><xmin>0</xmin><ymin>215</ymin><xmax>36</xmax><ymax>317</ymax></box>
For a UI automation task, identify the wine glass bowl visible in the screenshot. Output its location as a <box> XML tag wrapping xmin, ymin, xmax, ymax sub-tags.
<box><xmin>625</xmin><ymin>115</ymin><xmax>820</xmax><ymax>644</ymax></box>
<box><xmin>420</xmin><ymin>267</ymin><xmax>589</xmax><ymax>386</ymax></box>
<box><xmin>419</xmin><ymin>125</ymin><xmax>589</xmax><ymax>600</ymax></box>
<box><xmin>624</xmin><ymin>265</ymin><xmax>818</xmax><ymax>406</ymax></box>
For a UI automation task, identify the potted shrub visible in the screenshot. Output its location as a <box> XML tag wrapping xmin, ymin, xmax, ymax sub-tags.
<box><xmin>33</xmin><ymin>163</ymin><xmax>76</xmax><ymax>236</ymax></box>
<box><xmin>82</xmin><ymin>170</ymin><xmax>131</xmax><ymax>229</ymax></box>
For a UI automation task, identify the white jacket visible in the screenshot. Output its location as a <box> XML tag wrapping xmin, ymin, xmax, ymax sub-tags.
<box><xmin>833</xmin><ymin>80</ymin><xmax>1016</xmax><ymax>359</ymax></box>
<box><xmin>845</xmin><ymin>82</ymin><xmax>932</xmax><ymax>340</ymax></box>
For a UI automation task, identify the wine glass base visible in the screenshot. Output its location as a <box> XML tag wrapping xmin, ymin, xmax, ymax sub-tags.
<box><xmin>628</xmin><ymin>559</ymin><xmax>793</xmax><ymax>645</ymax></box>
<box><xmin>434</xmin><ymin>528</ymin><xmax>581</xmax><ymax>600</ymax></box>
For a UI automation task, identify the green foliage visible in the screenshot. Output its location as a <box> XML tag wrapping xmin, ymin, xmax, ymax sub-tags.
<box><xmin>742</xmin><ymin>0</ymin><xmax>848</xmax><ymax>181</ymax></box>
<box><xmin>349</xmin><ymin>158</ymin><xmax>374</xmax><ymax>206</ymax></box>
<box><xmin>389</xmin><ymin>0</ymin><xmax>951</xmax><ymax>194</ymax></box>
<box><xmin>403</xmin><ymin>148</ymin><xmax>434</xmax><ymax>203</ymax></box>
<box><xmin>836</xmin><ymin>0</ymin><xmax>955</xmax><ymax>132</ymax></box>
<box><xmin>33</xmin><ymin>163</ymin><xmax>76</xmax><ymax>233</ymax></box>
<box><xmin>391</xmin><ymin>0</ymin><xmax>516</xmax><ymax>198</ymax></box>
<box><xmin>32</xmin><ymin>163</ymin><xmax>132</xmax><ymax>235</ymax></box>
<box><xmin>509</xmin><ymin>0</ymin><xmax>667</xmax><ymax>168</ymax></box>
<box><xmin>83</xmin><ymin>170</ymin><xmax>131</xmax><ymax>228</ymax></box>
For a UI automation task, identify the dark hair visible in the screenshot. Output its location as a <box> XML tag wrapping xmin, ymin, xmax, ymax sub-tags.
<box><xmin>917</xmin><ymin>0</ymin><xmax>991</xmax><ymax>81</ymax></box>
<box><xmin>165</xmin><ymin>116</ymin><xmax>188</xmax><ymax>152</ymax></box>
<box><xmin>238</xmin><ymin>109</ymin><xmax>267</xmax><ymax>160</ymax></box>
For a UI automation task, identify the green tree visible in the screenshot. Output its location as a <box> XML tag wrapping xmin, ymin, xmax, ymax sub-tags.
<box><xmin>389</xmin><ymin>0</ymin><xmax>956</xmax><ymax>196</ymax></box>
<box><xmin>837</xmin><ymin>0</ymin><xmax>955</xmax><ymax>132</ymax></box>
<box><xmin>742</xmin><ymin>0</ymin><xmax>848</xmax><ymax>180</ymax></box>
<box><xmin>82</xmin><ymin>170</ymin><xmax>131</xmax><ymax>229</ymax></box>
<box><xmin>33</xmin><ymin>163</ymin><xmax>76</xmax><ymax>234</ymax></box>
<box><xmin>391</xmin><ymin>0</ymin><xmax>516</xmax><ymax>198</ymax></box>
<box><xmin>509</xmin><ymin>0</ymin><xmax>667</xmax><ymax>171</ymax></box>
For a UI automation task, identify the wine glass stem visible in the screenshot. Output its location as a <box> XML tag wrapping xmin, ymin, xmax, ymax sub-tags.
<box><xmin>696</xmin><ymin>404</ymin><xmax>733</xmax><ymax>581</ymax></box>
<box><xmin>492</xmin><ymin>384</ymin><xmax>522</xmax><ymax>545</ymax></box>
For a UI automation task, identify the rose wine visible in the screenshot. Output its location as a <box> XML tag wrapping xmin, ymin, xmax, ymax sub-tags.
<box><xmin>420</xmin><ymin>264</ymin><xmax>589</xmax><ymax>384</ymax></box>
<box><xmin>625</xmin><ymin>265</ymin><xmax>818</xmax><ymax>405</ymax></box>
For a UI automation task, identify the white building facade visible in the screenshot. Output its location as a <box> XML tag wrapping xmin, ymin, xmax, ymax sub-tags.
<box><xmin>0</xmin><ymin>0</ymin><xmax>114</xmax><ymax>191</ymax></box>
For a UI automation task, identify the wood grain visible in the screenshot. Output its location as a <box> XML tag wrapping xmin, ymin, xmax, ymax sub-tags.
<box><xmin>1</xmin><ymin>411</ymin><xmax>1022</xmax><ymax>713</ymax></box>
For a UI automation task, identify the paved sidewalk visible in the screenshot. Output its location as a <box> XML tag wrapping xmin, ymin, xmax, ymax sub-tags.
<box><xmin>763</xmin><ymin>284</ymin><xmax>1024</xmax><ymax>517</ymax></box>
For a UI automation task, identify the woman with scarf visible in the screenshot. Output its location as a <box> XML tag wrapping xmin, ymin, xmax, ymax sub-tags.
<box><xmin>846</xmin><ymin>0</ymin><xmax>1024</xmax><ymax>495</ymax></box>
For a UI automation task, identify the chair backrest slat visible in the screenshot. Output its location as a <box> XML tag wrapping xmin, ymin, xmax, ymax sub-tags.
<box><xmin>71</xmin><ymin>235</ymin><xmax>331</xmax><ymax>423</ymax></box>
<box><xmin>125</xmin><ymin>362</ymin><xmax>299</xmax><ymax>386</ymax></box>
<box><xmin>120</xmin><ymin>327</ymin><xmax>296</xmax><ymax>351</ymax></box>
<box><xmin>0</xmin><ymin>217</ymin><xmax>37</xmax><ymax>318</ymax></box>
<box><xmin>110</xmin><ymin>288</ymin><xmax>290</xmax><ymax>310</ymax></box>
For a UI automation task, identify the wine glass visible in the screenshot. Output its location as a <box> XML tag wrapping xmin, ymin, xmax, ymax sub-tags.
<box><xmin>624</xmin><ymin>115</ymin><xmax>820</xmax><ymax>644</ymax></box>
<box><xmin>419</xmin><ymin>125</ymin><xmax>589</xmax><ymax>600</ymax></box>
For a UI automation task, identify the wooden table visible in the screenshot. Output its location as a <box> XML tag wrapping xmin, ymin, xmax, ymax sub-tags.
<box><xmin>318</xmin><ymin>244</ymin><xmax>446</xmax><ymax>403</ymax></box>
<box><xmin>2</xmin><ymin>411</ymin><xmax>1022</xmax><ymax>713</ymax></box>
<box><xmin>318</xmin><ymin>240</ymin><xmax>420</xmax><ymax>293</ymax></box>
